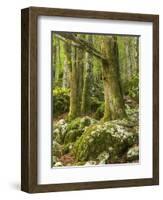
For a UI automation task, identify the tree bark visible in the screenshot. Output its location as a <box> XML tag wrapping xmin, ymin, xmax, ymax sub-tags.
<box><xmin>64</xmin><ymin>41</ymin><xmax>79</xmax><ymax>120</ymax></box>
<box><xmin>81</xmin><ymin>35</ymin><xmax>93</xmax><ymax>114</ymax></box>
<box><xmin>76</xmin><ymin>47</ymin><xmax>84</xmax><ymax>114</ymax></box>
<box><xmin>101</xmin><ymin>36</ymin><xmax>126</xmax><ymax>121</ymax></box>
<box><xmin>62</xmin><ymin>59</ymin><xmax>69</xmax><ymax>88</ymax></box>
<box><xmin>52</xmin><ymin>35</ymin><xmax>57</xmax><ymax>88</ymax></box>
<box><xmin>69</xmin><ymin>46</ymin><xmax>79</xmax><ymax>120</ymax></box>
<box><xmin>56</xmin><ymin>39</ymin><xmax>62</xmax><ymax>84</ymax></box>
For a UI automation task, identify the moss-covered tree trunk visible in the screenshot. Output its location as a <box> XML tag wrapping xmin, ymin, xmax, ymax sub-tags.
<box><xmin>132</xmin><ymin>37</ymin><xmax>139</xmax><ymax>74</ymax></box>
<box><xmin>55</xmin><ymin>39</ymin><xmax>62</xmax><ymax>84</ymax></box>
<box><xmin>101</xmin><ymin>36</ymin><xmax>126</xmax><ymax>121</ymax></box>
<box><xmin>52</xmin><ymin>35</ymin><xmax>57</xmax><ymax>88</ymax></box>
<box><xmin>64</xmin><ymin>42</ymin><xmax>79</xmax><ymax>120</ymax></box>
<box><xmin>125</xmin><ymin>38</ymin><xmax>132</xmax><ymax>80</ymax></box>
<box><xmin>124</xmin><ymin>37</ymin><xmax>139</xmax><ymax>81</ymax></box>
<box><xmin>62</xmin><ymin>59</ymin><xmax>69</xmax><ymax>88</ymax></box>
<box><xmin>81</xmin><ymin>35</ymin><xmax>93</xmax><ymax>114</ymax></box>
<box><xmin>76</xmin><ymin>47</ymin><xmax>84</xmax><ymax>115</ymax></box>
<box><xmin>69</xmin><ymin>46</ymin><xmax>79</xmax><ymax>120</ymax></box>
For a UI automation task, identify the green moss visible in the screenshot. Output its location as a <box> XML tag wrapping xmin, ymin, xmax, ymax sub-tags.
<box><xmin>53</xmin><ymin>117</ymin><xmax>138</xmax><ymax>164</ymax></box>
<box><xmin>68</xmin><ymin>113</ymin><xmax>76</xmax><ymax>121</ymax></box>
<box><xmin>67</xmin><ymin>117</ymin><xmax>81</xmax><ymax>129</ymax></box>
<box><xmin>63</xmin><ymin>143</ymin><xmax>74</xmax><ymax>154</ymax></box>
<box><xmin>73</xmin><ymin>161</ymin><xmax>86</xmax><ymax>166</ymax></box>
<box><xmin>53</xmin><ymin>117</ymin><xmax>97</xmax><ymax>145</ymax></box>
<box><xmin>53</xmin><ymin>87</ymin><xmax>70</xmax><ymax>117</ymax></box>
<box><xmin>73</xmin><ymin>119</ymin><xmax>138</xmax><ymax>163</ymax></box>
<box><xmin>64</xmin><ymin>116</ymin><xmax>97</xmax><ymax>144</ymax></box>
<box><xmin>53</xmin><ymin>119</ymin><xmax>68</xmax><ymax>144</ymax></box>
<box><xmin>64</xmin><ymin>129</ymin><xmax>82</xmax><ymax>144</ymax></box>
<box><xmin>52</xmin><ymin>141</ymin><xmax>63</xmax><ymax>158</ymax></box>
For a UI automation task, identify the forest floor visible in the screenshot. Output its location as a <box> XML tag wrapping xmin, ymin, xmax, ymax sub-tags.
<box><xmin>53</xmin><ymin>113</ymin><xmax>68</xmax><ymax>124</ymax></box>
<box><xmin>52</xmin><ymin>98</ymin><xmax>139</xmax><ymax>167</ymax></box>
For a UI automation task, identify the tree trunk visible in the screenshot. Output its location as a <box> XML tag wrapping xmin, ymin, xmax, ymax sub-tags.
<box><xmin>62</xmin><ymin>59</ymin><xmax>69</xmax><ymax>88</ymax></box>
<box><xmin>101</xmin><ymin>36</ymin><xmax>126</xmax><ymax>121</ymax></box>
<box><xmin>81</xmin><ymin>35</ymin><xmax>93</xmax><ymax>114</ymax></box>
<box><xmin>64</xmin><ymin>42</ymin><xmax>79</xmax><ymax>120</ymax></box>
<box><xmin>69</xmin><ymin>46</ymin><xmax>79</xmax><ymax>120</ymax></box>
<box><xmin>76</xmin><ymin>47</ymin><xmax>84</xmax><ymax>114</ymax></box>
<box><xmin>133</xmin><ymin>37</ymin><xmax>139</xmax><ymax>74</ymax></box>
<box><xmin>55</xmin><ymin>39</ymin><xmax>62</xmax><ymax>84</ymax></box>
<box><xmin>52</xmin><ymin>35</ymin><xmax>57</xmax><ymax>88</ymax></box>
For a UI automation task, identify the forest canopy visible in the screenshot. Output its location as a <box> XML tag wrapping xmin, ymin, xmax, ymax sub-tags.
<box><xmin>52</xmin><ymin>32</ymin><xmax>139</xmax><ymax>167</ymax></box>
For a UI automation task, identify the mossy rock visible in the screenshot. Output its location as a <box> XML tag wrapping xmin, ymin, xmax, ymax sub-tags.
<box><xmin>64</xmin><ymin>116</ymin><xmax>97</xmax><ymax>144</ymax></box>
<box><xmin>64</xmin><ymin>129</ymin><xmax>83</xmax><ymax>144</ymax></box>
<box><xmin>52</xmin><ymin>141</ymin><xmax>63</xmax><ymax>157</ymax></box>
<box><xmin>125</xmin><ymin>103</ymin><xmax>139</xmax><ymax>123</ymax></box>
<box><xmin>53</xmin><ymin>119</ymin><xmax>68</xmax><ymax>144</ymax></box>
<box><xmin>73</xmin><ymin>119</ymin><xmax>138</xmax><ymax>163</ymax></box>
<box><xmin>67</xmin><ymin>117</ymin><xmax>81</xmax><ymax>130</ymax></box>
<box><xmin>53</xmin><ymin>117</ymin><xmax>97</xmax><ymax>145</ymax></box>
<box><xmin>73</xmin><ymin>161</ymin><xmax>86</xmax><ymax>166</ymax></box>
<box><xmin>63</xmin><ymin>143</ymin><xmax>74</xmax><ymax>154</ymax></box>
<box><xmin>127</xmin><ymin>145</ymin><xmax>139</xmax><ymax>161</ymax></box>
<box><xmin>97</xmin><ymin>151</ymin><xmax>110</xmax><ymax>164</ymax></box>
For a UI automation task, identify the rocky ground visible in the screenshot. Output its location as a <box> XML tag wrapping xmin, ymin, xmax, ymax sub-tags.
<box><xmin>52</xmin><ymin>105</ymin><xmax>139</xmax><ymax>167</ymax></box>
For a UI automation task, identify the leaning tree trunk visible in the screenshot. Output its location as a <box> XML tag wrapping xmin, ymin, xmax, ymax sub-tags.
<box><xmin>101</xmin><ymin>36</ymin><xmax>126</xmax><ymax>121</ymax></box>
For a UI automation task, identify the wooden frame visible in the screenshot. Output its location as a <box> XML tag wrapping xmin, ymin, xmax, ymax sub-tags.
<box><xmin>21</xmin><ymin>6</ymin><xmax>159</xmax><ymax>193</ymax></box>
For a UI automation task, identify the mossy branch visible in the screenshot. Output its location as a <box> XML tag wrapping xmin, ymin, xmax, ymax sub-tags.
<box><xmin>56</xmin><ymin>33</ymin><xmax>108</xmax><ymax>62</ymax></box>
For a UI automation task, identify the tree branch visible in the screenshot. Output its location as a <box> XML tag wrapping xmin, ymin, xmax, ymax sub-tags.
<box><xmin>55</xmin><ymin>33</ymin><xmax>107</xmax><ymax>62</ymax></box>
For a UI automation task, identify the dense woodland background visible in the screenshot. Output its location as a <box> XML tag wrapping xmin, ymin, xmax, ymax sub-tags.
<box><xmin>52</xmin><ymin>32</ymin><xmax>139</xmax><ymax>167</ymax></box>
